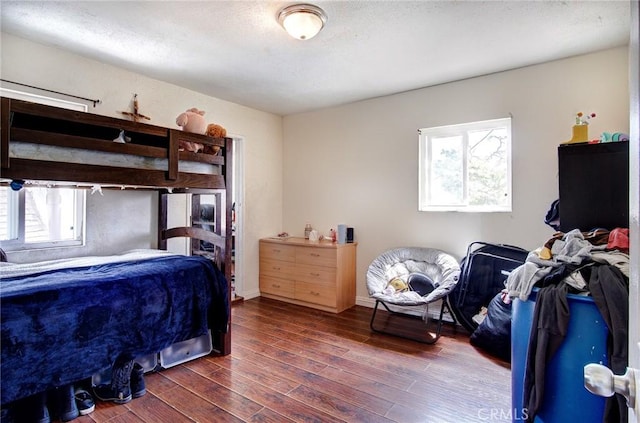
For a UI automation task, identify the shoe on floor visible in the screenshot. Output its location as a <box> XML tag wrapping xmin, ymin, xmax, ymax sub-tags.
<box><xmin>130</xmin><ymin>362</ymin><xmax>146</xmax><ymax>398</ymax></box>
<box><xmin>93</xmin><ymin>359</ymin><xmax>134</xmax><ymax>404</ymax></box>
<box><xmin>14</xmin><ymin>392</ymin><xmax>50</xmax><ymax>423</ymax></box>
<box><xmin>92</xmin><ymin>384</ymin><xmax>131</xmax><ymax>405</ymax></box>
<box><xmin>74</xmin><ymin>389</ymin><xmax>95</xmax><ymax>416</ymax></box>
<box><xmin>51</xmin><ymin>384</ymin><xmax>79</xmax><ymax>422</ymax></box>
<box><xmin>0</xmin><ymin>407</ymin><xmax>12</xmax><ymax>423</ymax></box>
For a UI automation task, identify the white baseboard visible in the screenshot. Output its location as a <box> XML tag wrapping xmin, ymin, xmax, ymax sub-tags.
<box><xmin>355</xmin><ymin>296</ymin><xmax>376</xmax><ymax>308</ymax></box>
<box><xmin>238</xmin><ymin>289</ymin><xmax>261</xmax><ymax>300</ymax></box>
<box><xmin>253</xmin><ymin>293</ymin><xmax>457</xmax><ymax>324</ymax></box>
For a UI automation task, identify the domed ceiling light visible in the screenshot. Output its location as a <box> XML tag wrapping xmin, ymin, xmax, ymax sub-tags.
<box><xmin>277</xmin><ymin>3</ymin><xmax>327</xmax><ymax>40</ymax></box>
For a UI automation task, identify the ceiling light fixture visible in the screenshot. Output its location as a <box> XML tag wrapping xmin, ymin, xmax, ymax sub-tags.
<box><xmin>277</xmin><ymin>3</ymin><xmax>327</xmax><ymax>40</ymax></box>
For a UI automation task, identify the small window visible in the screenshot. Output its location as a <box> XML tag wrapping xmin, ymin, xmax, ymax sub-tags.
<box><xmin>0</xmin><ymin>186</ymin><xmax>86</xmax><ymax>251</ymax></box>
<box><xmin>419</xmin><ymin>117</ymin><xmax>512</xmax><ymax>212</ymax></box>
<box><xmin>0</xmin><ymin>89</ymin><xmax>88</xmax><ymax>251</ymax></box>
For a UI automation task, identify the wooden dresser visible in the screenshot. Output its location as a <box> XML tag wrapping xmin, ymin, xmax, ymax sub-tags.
<box><xmin>259</xmin><ymin>237</ymin><xmax>357</xmax><ymax>313</ymax></box>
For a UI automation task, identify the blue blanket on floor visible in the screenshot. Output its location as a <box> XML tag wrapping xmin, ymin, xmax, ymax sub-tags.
<box><xmin>0</xmin><ymin>255</ymin><xmax>228</xmax><ymax>405</ymax></box>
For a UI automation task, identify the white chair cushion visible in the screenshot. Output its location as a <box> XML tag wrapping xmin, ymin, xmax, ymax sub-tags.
<box><xmin>366</xmin><ymin>247</ymin><xmax>460</xmax><ymax>305</ymax></box>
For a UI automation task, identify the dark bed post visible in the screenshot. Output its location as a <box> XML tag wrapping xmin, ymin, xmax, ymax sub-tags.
<box><xmin>224</xmin><ymin>137</ymin><xmax>233</xmax><ymax>283</ymax></box>
<box><xmin>157</xmin><ymin>190</ymin><xmax>168</xmax><ymax>250</ymax></box>
<box><xmin>1</xmin><ymin>97</ymin><xmax>10</xmax><ymax>169</ymax></box>
<box><xmin>217</xmin><ymin>136</ymin><xmax>233</xmax><ymax>356</ymax></box>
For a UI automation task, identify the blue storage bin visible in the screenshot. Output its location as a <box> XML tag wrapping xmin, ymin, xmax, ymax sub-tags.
<box><xmin>511</xmin><ymin>289</ymin><xmax>608</xmax><ymax>422</ymax></box>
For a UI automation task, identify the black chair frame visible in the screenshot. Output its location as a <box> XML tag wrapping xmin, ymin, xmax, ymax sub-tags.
<box><xmin>369</xmin><ymin>296</ymin><xmax>457</xmax><ymax>344</ymax></box>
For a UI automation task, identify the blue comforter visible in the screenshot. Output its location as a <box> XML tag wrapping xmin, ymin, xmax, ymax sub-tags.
<box><xmin>0</xmin><ymin>255</ymin><xmax>228</xmax><ymax>405</ymax></box>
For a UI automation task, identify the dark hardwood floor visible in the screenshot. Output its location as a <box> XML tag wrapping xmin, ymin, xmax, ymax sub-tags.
<box><xmin>76</xmin><ymin>297</ymin><xmax>511</xmax><ymax>423</ymax></box>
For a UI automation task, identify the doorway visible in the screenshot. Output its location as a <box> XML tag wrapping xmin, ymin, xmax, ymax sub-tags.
<box><xmin>231</xmin><ymin>135</ymin><xmax>245</xmax><ymax>302</ymax></box>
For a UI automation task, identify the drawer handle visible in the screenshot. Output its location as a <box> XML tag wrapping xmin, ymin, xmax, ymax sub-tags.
<box><xmin>273</xmin><ymin>249</ymin><xmax>281</xmax><ymax>253</ymax></box>
<box><xmin>310</xmin><ymin>253</ymin><xmax>320</xmax><ymax>257</ymax></box>
<box><xmin>272</xmin><ymin>284</ymin><xmax>281</xmax><ymax>288</ymax></box>
<box><xmin>310</xmin><ymin>291</ymin><xmax>320</xmax><ymax>296</ymax></box>
<box><xmin>272</xmin><ymin>266</ymin><xmax>281</xmax><ymax>271</ymax></box>
<box><xmin>310</xmin><ymin>272</ymin><xmax>320</xmax><ymax>277</ymax></box>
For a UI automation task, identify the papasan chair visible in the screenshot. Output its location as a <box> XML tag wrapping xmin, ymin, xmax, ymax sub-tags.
<box><xmin>366</xmin><ymin>247</ymin><xmax>461</xmax><ymax>344</ymax></box>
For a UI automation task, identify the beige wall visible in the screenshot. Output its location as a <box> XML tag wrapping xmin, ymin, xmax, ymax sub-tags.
<box><xmin>283</xmin><ymin>47</ymin><xmax>630</xmax><ymax>305</ymax></box>
<box><xmin>0</xmin><ymin>33</ymin><xmax>283</xmax><ymax>298</ymax></box>
<box><xmin>0</xmin><ymin>34</ymin><xmax>630</xmax><ymax>305</ymax></box>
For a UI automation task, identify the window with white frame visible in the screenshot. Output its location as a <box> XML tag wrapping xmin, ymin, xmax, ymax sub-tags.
<box><xmin>418</xmin><ymin>117</ymin><xmax>512</xmax><ymax>212</ymax></box>
<box><xmin>0</xmin><ymin>186</ymin><xmax>86</xmax><ymax>250</ymax></box>
<box><xmin>0</xmin><ymin>88</ymin><xmax>88</xmax><ymax>251</ymax></box>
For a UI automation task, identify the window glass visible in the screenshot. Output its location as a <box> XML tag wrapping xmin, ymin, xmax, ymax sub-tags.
<box><xmin>430</xmin><ymin>135</ymin><xmax>463</xmax><ymax>206</ymax></box>
<box><xmin>24</xmin><ymin>187</ymin><xmax>82</xmax><ymax>243</ymax></box>
<box><xmin>419</xmin><ymin>117</ymin><xmax>512</xmax><ymax>212</ymax></box>
<box><xmin>0</xmin><ymin>188</ymin><xmax>16</xmax><ymax>241</ymax></box>
<box><xmin>1</xmin><ymin>186</ymin><xmax>85</xmax><ymax>250</ymax></box>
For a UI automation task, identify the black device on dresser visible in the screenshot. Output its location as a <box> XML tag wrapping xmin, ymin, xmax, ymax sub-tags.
<box><xmin>558</xmin><ymin>141</ymin><xmax>629</xmax><ymax>232</ymax></box>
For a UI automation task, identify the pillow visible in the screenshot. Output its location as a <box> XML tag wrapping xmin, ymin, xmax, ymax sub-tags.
<box><xmin>0</xmin><ymin>248</ymin><xmax>7</xmax><ymax>262</ymax></box>
<box><xmin>407</xmin><ymin>272</ymin><xmax>435</xmax><ymax>296</ymax></box>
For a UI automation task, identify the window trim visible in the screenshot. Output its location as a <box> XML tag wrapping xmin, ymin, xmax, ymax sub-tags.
<box><xmin>1</xmin><ymin>187</ymin><xmax>87</xmax><ymax>252</ymax></box>
<box><xmin>418</xmin><ymin>117</ymin><xmax>512</xmax><ymax>213</ymax></box>
<box><xmin>0</xmin><ymin>88</ymin><xmax>88</xmax><ymax>111</ymax></box>
<box><xmin>0</xmin><ymin>89</ymin><xmax>88</xmax><ymax>251</ymax></box>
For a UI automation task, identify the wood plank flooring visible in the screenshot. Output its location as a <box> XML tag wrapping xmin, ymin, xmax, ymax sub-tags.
<box><xmin>74</xmin><ymin>297</ymin><xmax>511</xmax><ymax>423</ymax></box>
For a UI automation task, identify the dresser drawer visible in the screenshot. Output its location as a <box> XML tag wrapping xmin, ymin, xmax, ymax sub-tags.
<box><xmin>295</xmin><ymin>263</ymin><xmax>335</xmax><ymax>285</ymax></box>
<box><xmin>260</xmin><ymin>258</ymin><xmax>296</xmax><ymax>279</ymax></box>
<box><xmin>260</xmin><ymin>242</ymin><xmax>296</xmax><ymax>262</ymax></box>
<box><xmin>259</xmin><ymin>276</ymin><xmax>294</xmax><ymax>298</ymax></box>
<box><xmin>259</xmin><ymin>237</ymin><xmax>356</xmax><ymax>313</ymax></box>
<box><xmin>295</xmin><ymin>247</ymin><xmax>336</xmax><ymax>268</ymax></box>
<box><xmin>295</xmin><ymin>282</ymin><xmax>336</xmax><ymax>307</ymax></box>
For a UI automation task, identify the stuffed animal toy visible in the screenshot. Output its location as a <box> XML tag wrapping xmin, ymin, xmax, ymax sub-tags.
<box><xmin>176</xmin><ymin>108</ymin><xmax>207</xmax><ymax>134</ymax></box>
<box><xmin>176</xmin><ymin>108</ymin><xmax>207</xmax><ymax>152</ymax></box>
<box><xmin>179</xmin><ymin>140</ymin><xmax>204</xmax><ymax>153</ymax></box>
<box><xmin>388</xmin><ymin>278</ymin><xmax>409</xmax><ymax>292</ymax></box>
<box><xmin>203</xmin><ymin>123</ymin><xmax>228</xmax><ymax>155</ymax></box>
<box><xmin>206</xmin><ymin>123</ymin><xmax>227</xmax><ymax>138</ymax></box>
<box><xmin>381</xmin><ymin>277</ymin><xmax>408</xmax><ymax>296</ymax></box>
<box><xmin>175</xmin><ymin>108</ymin><xmax>228</xmax><ymax>155</ymax></box>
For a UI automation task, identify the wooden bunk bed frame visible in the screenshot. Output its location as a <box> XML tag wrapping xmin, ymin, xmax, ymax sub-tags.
<box><xmin>0</xmin><ymin>96</ymin><xmax>233</xmax><ymax>355</ymax></box>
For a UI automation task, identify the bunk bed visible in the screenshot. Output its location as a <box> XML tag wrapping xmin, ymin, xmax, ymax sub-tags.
<box><xmin>0</xmin><ymin>97</ymin><xmax>234</xmax><ymax>406</ymax></box>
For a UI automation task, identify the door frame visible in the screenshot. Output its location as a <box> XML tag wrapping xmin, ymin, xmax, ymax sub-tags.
<box><xmin>628</xmin><ymin>0</ymin><xmax>639</xmax><ymax>421</ymax></box>
<box><xmin>231</xmin><ymin>135</ymin><xmax>245</xmax><ymax>300</ymax></box>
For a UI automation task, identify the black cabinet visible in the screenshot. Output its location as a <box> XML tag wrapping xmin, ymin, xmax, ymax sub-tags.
<box><xmin>558</xmin><ymin>141</ymin><xmax>629</xmax><ymax>232</ymax></box>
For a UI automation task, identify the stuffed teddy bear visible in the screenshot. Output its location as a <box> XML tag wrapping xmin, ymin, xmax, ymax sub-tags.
<box><xmin>176</xmin><ymin>108</ymin><xmax>207</xmax><ymax>152</ymax></box>
<box><xmin>206</xmin><ymin>123</ymin><xmax>227</xmax><ymax>138</ymax></box>
<box><xmin>203</xmin><ymin>123</ymin><xmax>228</xmax><ymax>155</ymax></box>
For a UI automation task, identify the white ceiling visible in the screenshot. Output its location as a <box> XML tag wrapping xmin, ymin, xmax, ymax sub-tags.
<box><xmin>0</xmin><ymin>1</ymin><xmax>631</xmax><ymax>116</ymax></box>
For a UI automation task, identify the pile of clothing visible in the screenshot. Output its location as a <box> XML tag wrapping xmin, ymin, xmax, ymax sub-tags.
<box><xmin>506</xmin><ymin>228</ymin><xmax>629</xmax><ymax>423</ymax></box>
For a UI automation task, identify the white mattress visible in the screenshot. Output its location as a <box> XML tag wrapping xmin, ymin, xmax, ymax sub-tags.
<box><xmin>10</xmin><ymin>142</ymin><xmax>220</xmax><ymax>175</ymax></box>
<box><xmin>0</xmin><ymin>249</ymin><xmax>178</xmax><ymax>279</ymax></box>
